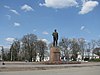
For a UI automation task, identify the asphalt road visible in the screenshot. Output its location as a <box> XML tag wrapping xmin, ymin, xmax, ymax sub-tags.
<box><xmin>0</xmin><ymin>66</ymin><xmax>100</xmax><ymax>75</ymax></box>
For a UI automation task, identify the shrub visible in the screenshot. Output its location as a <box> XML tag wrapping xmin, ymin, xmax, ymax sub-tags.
<box><xmin>89</xmin><ymin>58</ymin><xmax>100</xmax><ymax>62</ymax></box>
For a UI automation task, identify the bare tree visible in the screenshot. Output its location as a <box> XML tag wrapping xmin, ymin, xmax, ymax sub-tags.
<box><xmin>59</xmin><ymin>38</ymin><xmax>70</xmax><ymax>61</ymax></box>
<box><xmin>86</xmin><ymin>42</ymin><xmax>91</xmax><ymax>59</ymax></box>
<box><xmin>97</xmin><ymin>39</ymin><xmax>100</xmax><ymax>47</ymax></box>
<box><xmin>21</xmin><ymin>34</ymin><xmax>37</xmax><ymax>62</ymax></box>
<box><xmin>78</xmin><ymin>38</ymin><xmax>86</xmax><ymax>60</ymax></box>
<box><xmin>36</xmin><ymin>40</ymin><xmax>47</xmax><ymax>62</ymax></box>
<box><xmin>70</xmin><ymin>38</ymin><xmax>80</xmax><ymax>61</ymax></box>
<box><xmin>93</xmin><ymin>48</ymin><xmax>100</xmax><ymax>58</ymax></box>
<box><xmin>10</xmin><ymin>40</ymin><xmax>20</xmax><ymax>61</ymax></box>
<box><xmin>0</xmin><ymin>46</ymin><xmax>5</xmax><ymax>61</ymax></box>
<box><xmin>91</xmin><ymin>40</ymin><xmax>97</xmax><ymax>59</ymax></box>
<box><xmin>93</xmin><ymin>39</ymin><xmax>100</xmax><ymax>58</ymax></box>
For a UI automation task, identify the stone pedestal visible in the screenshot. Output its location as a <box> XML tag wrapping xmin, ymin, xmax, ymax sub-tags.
<box><xmin>50</xmin><ymin>47</ymin><xmax>60</xmax><ymax>63</ymax></box>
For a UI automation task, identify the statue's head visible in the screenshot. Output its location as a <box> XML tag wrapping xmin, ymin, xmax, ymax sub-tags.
<box><xmin>54</xmin><ymin>29</ymin><xmax>57</xmax><ymax>32</ymax></box>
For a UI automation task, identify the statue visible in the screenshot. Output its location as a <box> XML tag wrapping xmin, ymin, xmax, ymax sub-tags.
<box><xmin>52</xmin><ymin>29</ymin><xmax>58</xmax><ymax>47</ymax></box>
<box><xmin>50</xmin><ymin>29</ymin><xmax>60</xmax><ymax>63</ymax></box>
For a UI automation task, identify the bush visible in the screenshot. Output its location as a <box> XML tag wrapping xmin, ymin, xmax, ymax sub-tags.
<box><xmin>84</xmin><ymin>58</ymin><xmax>89</xmax><ymax>61</ymax></box>
<box><xmin>89</xmin><ymin>58</ymin><xmax>100</xmax><ymax>62</ymax></box>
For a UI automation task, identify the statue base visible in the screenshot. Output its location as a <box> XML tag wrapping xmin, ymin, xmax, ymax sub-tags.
<box><xmin>50</xmin><ymin>47</ymin><xmax>60</xmax><ymax>63</ymax></box>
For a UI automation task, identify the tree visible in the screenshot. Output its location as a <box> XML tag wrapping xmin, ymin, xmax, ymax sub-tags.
<box><xmin>78</xmin><ymin>38</ymin><xmax>86</xmax><ymax>60</ymax></box>
<box><xmin>21</xmin><ymin>34</ymin><xmax>37</xmax><ymax>62</ymax></box>
<box><xmin>0</xmin><ymin>46</ymin><xmax>5</xmax><ymax>61</ymax></box>
<box><xmin>70</xmin><ymin>38</ymin><xmax>80</xmax><ymax>61</ymax></box>
<box><xmin>59</xmin><ymin>38</ymin><xmax>70</xmax><ymax>61</ymax></box>
<box><xmin>91</xmin><ymin>40</ymin><xmax>97</xmax><ymax>59</ymax></box>
<box><xmin>92</xmin><ymin>39</ymin><xmax>100</xmax><ymax>58</ymax></box>
<box><xmin>10</xmin><ymin>40</ymin><xmax>20</xmax><ymax>61</ymax></box>
<box><xmin>93</xmin><ymin>48</ymin><xmax>100</xmax><ymax>58</ymax></box>
<box><xmin>86</xmin><ymin>42</ymin><xmax>91</xmax><ymax>59</ymax></box>
<box><xmin>4</xmin><ymin>50</ymin><xmax>11</xmax><ymax>61</ymax></box>
<box><xmin>97</xmin><ymin>39</ymin><xmax>100</xmax><ymax>47</ymax></box>
<box><xmin>36</xmin><ymin>40</ymin><xmax>47</xmax><ymax>62</ymax></box>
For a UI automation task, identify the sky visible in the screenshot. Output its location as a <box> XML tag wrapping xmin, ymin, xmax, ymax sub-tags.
<box><xmin>0</xmin><ymin>0</ymin><xmax>100</xmax><ymax>48</ymax></box>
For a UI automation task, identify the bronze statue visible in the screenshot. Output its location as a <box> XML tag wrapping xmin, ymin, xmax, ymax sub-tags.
<box><xmin>52</xmin><ymin>29</ymin><xmax>58</xmax><ymax>47</ymax></box>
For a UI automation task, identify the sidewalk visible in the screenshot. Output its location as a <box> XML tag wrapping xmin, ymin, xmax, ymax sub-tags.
<box><xmin>0</xmin><ymin>62</ymin><xmax>100</xmax><ymax>72</ymax></box>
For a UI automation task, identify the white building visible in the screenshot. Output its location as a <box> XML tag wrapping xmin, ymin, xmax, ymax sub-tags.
<box><xmin>77</xmin><ymin>52</ymin><xmax>99</xmax><ymax>62</ymax></box>
<box><xmin>35</xmin><ymin>53</ymin><xmax>49</xmax><ymax>62</ymax></box>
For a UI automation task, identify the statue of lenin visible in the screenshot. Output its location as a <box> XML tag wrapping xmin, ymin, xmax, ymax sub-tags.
<box><xmin>52</xmin><ymin>29</ymin><xmax>58</xmax><ymax>47</ymax></box>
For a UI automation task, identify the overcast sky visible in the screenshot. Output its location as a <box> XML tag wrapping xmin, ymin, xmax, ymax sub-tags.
<box><xmin>0</xmin><ymin>0</ymin><xmax>100</xmax><ymax>47</ymax></box>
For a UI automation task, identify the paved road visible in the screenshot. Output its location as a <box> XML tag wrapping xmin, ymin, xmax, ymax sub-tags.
<box><xmin>0</xmin><ymin>66</ymin><xmax>100</xmax><ymax>75</ymax></box>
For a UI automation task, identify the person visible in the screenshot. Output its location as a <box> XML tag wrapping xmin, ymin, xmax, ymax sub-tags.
<box><xmin>52</xmin><ymin>29</ymin><xmax>58</xmax><ymax>47</ymax></box>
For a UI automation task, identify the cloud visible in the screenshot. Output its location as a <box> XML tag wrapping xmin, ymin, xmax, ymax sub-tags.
<box><xmin>80</xmin><ymin>26</ymin><xmax>91</xmax><ymax>33</ymax></box>
<box><xmin>33</xmin><ymin>29</ymin><xmax>37</xmax><ymax>32</ymax></box>
<box><xmin>4</xmin><ymin>5</ymin><xmax>10</xmax><ymax>9</ymax></box>
<box><xmin>41</xmin><ymin>39</ymin><xmax>50</xmax><ymax>44</ymax></box>
<box><xmin>79</xmin><ymin>1</ymin><xmax>99</xmax><ymax>14</ymax></box>
<box><xmin>21</xmin><ymin>4</ymin><xmax>33</xmax><ymax>12</ymax></box>
<box><xmin>42</xmin><ymin>31</ymin><xmax>49</xmax><ymax>35</ymax></box>
<box><xmin>39</xmin><ymin>0</ymin><xmax>78</xmax><ymax>9</ymax></box>
<box><xmin>5</xmin><ymin>38</ymin><xmax>15</xmax><ymax>43</ymax></box>
<box><xmin>38</xmin><ymin>38</ymin><xmax>50</xmax><ymax>44</ymax></box>
<box><xmin>5</xmin><ymin>15</ymin><xmax>11</xmax><ymax>20</ymax></box>
<box><xmin>41</xmin><ymin>39</ymin><xmax>48</xmax><ymax>42</ymax></box>
<box><xmin>99</xmin><ymin>35</ymin><xmax>100</xmax><ymax>37</ymax></box>
<box><xmin>40</xmin><ymin>0</ymin><xmax>99</xmax><ymax>14</ymax></box>
<box><xmin>80</xmin><ymin>26</ymin><xmax>85</xmax><ymax>30</ymax></box>
<box><xmin>4</xmin><ymin>5</ymin><xmax>20</xmax><ymax>15</ymax></box>
<box><xmin>14</xmin><ymin>22</ymin><xmax>21</xmax><ymax>27</ymax></box>
<box><xmin>10</xmin><ymin>9</ymin><xmax>20</xmax><ymax>15</ymax></box>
